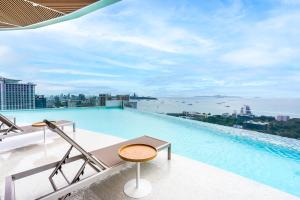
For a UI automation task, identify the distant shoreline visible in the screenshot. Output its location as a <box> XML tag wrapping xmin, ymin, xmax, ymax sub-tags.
<box><xmin>130</xmin><ymin>96</ymin><xmax>157</xmax><ymax>100</ymax></box>
<box><xmin>193</xmin><ymin>95</ymin><xmax>241</xmax><ymax>98</ymax></box>
<box><xmin>136</xmin><ymin>97</ymin><xmax>300</xmax><ymax>118</ymax></box>
<box><xmin>167</xmin><ymin>112</ymin><xmax>300</xmax><ymax>140</ymax></box>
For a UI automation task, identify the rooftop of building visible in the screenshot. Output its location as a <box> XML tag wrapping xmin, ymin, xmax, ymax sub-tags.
<box><xmin>0</xmin><ymin>77</ymin><xmax>20</xmax><ymax>83</ymax></box>
<box><xmin>0</xmin><ymin>76</ymin><xmax>36</xmax><ymax>85</ymax></box>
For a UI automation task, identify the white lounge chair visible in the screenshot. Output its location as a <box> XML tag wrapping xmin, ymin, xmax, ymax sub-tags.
<box><xmin>0</xmin><ymin>114</ymin><xmax>75</xmax><ymax>142</ymax></box>
<box><xmin>4</xmin><ymin>120</ymin><xmax>171</xmax><ymax>200</ymax></box>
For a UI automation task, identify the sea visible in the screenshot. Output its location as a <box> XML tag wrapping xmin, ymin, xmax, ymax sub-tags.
<box><xmin>136</xmin><ymin>97</ymin><xmax>300</xmax><ymax>118</ymax></box>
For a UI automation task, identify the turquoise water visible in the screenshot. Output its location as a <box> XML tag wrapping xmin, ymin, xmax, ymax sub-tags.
<box><xmin>2</xmin><ymin>107</ymin><xmax>300</xmax><ymax>197</ymax></box>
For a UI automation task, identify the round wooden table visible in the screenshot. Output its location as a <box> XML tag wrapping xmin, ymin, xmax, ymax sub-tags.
<box><xmin>118</xmin><ymin>144</ymin><xmax>157</xmax><ymax>198</ymax></box>
<box><xmin>32</xmin><ymin>121</ymin><xmax>56</xmax><ymax>144</ymax></box>
<box><xmin>32</xmin><ymin>121</ymin><xmax>56</xmax><ymax>127</ymax></box>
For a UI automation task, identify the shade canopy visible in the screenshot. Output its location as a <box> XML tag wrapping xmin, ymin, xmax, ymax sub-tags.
<box><xmin>0</xmin><ymin>0</ymin><xmax>120</xmax><ymax>30</ymax></box>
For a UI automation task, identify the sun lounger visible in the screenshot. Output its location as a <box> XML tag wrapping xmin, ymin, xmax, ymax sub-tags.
<box><xmin>4</xmin><ymin>120</ymin><xmax>171</xmax><ymax>200</ymax></box>
<box><xmin>0</xmin><ymin>114</ymin><xmax>22</xmax><ymax>135</ymax></box>
<box><xmin>0</xmin><ymin>114</ymin><xmax>76</xmax><ymax>142</ymax></box>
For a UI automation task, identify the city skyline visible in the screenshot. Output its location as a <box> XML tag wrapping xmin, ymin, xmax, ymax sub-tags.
<box><xmin>1</xmin><ymin>0</ymin><xmax>300</xmax><ymax>97</ymax></box>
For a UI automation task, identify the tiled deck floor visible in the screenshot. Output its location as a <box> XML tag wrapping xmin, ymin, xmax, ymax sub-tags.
<box><xmin>0</xmin><ymin>128</ymin><xmax>299</xmax><ymax>200</ymax></box>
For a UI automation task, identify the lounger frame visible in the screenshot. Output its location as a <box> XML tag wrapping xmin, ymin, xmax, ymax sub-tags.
<box><xmin>0</xmin><ymin>114</ymin><xmax>22</xmax><ymax>138</ymax></box>
<box><xmin>4</xmin><ymin>121</ymin><xmax>171</xmax><ymax>200</ymax></box>
<box><xmin>0</xmin><ymin>116</ymin><xmax>76</xmax><ymax>143</ymax></box>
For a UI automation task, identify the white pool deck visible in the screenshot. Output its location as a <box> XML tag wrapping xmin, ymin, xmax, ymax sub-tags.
<box><xmin>0</xmin><ymin>127</ymin><xmax>299</xmax><ymax>200</ymax></box>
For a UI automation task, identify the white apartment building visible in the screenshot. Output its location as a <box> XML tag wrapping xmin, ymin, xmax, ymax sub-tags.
<box><xmin>276</xmin><ymin>115</ymin><xmax>290</xmax><ymax>122</ymax></box>
<box><xmin>0</xmin><ymin>77</ymin><xmax>35</xmax><ymax>110</ymax></box>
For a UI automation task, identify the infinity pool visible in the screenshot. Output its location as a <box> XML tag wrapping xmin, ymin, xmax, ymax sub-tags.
<box><xmin>2</xmin><ymin>107</ymin><xmax>300</xmax><ymax>197</ymax></box>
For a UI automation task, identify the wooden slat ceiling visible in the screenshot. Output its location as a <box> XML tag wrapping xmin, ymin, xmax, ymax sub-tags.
<box><xmin>34</xmin><ymin>0</ymin><xmax>98</xmax><ymax>14</ymax></box>
<box><xmin>0</xmin><ymin>0</ymin><xmax>98</xmax><ymax>28</ymax></box>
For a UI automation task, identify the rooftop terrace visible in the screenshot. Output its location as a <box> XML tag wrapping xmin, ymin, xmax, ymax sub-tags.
<box><xmin>0</xmin><ymin>126</ymin><xmax>298</xmax><ymax>200</ymax></box>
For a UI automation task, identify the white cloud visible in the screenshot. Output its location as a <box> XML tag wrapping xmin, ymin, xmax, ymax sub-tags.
<box><xmin>40</xmin><ymin>69</ymin><xmax>121</xmax><ymax>78</ymax></box>
<box><xmin>219</xmin><ymin>9</ymin><xmax>300</xmax><ymax>67</ymax></box>
<box><xmin>1</xmin><ymin>0</ymin><xmax>300</xmax><ymax>97</ymax></box>
<box><xmin>98</xmin><ymin>57</ymin><xmax>159</xmax><ymax>70</ymax></box>
<box><xmin>36</xmin><ymin>4</ymin><xmax>216</xmax><ymax>56</ymax></box>
<box><xmin>0</xmin><ymin>72</ymin><xmax>11</xmax><ymax>78</ymax></box>
<box><xmin>65</xmin><ymin>79</ymin><xmax>139</xmax><ymax>88</ymax></box>
<box><xmin>280</xmin><ymin>0</ymin><xmax>300</xmax><ymax>5</ymax></box>
<box><xmin>37</xmin><ymin>83</ymin><xmax>75</xmax><ymax>92</ymax></box>
<box><xmin>241</xmin><ymin>81</ymin><xmax>275</xmax><ymax>87</ymax></box>
<box><xmin>0</xmin><ymin>46</ymin><xmax>17</xmax><ymax>64</ymax></box>
<box><xmin>0</xmin><ymin>46</ymin><xmax>10</xmax><ymax>56</ymax></box>
<box><xmin>157</xmin><ymin>59</ymin><xmax>177</xmax><ymax>65</ymax></box>
<box><xmin>34</xmin><ymin>78</ymin><xmax>143</xmax><ymax>95</ymax></box>
<box><xmin>220</xmin><ymin>47</ymin><xmax>296</xmax><ymax>67</ymax></box>
<box><xmin>99</xmin><ymin>30</ymin><xmax>215</xmax><ymax>54</ymax></box>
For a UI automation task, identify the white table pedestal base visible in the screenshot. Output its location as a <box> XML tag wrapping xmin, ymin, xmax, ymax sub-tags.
<box><xmin>124</xmin><ymin>179</ymin><xmax>152</xmax><ymax>198</ymax></box>
<box><xmin>124</xmin><ymin>162</ymin><xmax>152</xmax><ymax>198</ymax></box>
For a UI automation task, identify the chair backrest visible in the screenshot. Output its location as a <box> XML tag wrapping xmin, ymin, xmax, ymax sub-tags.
<box><xmin>0</xmin><ymin>114</ymin><xmax>22</xmax><ymax>131</ymax></box>
<box><xmin>44</xmin><ymin>120</ymin><xmax>106</xmax><ymax>170</ymax></box>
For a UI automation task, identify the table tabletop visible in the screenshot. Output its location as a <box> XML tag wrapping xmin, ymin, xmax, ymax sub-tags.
<box><xmin>32</xmin><ymin>121</ymin><xmax>56</xmax><ymax>127</ymax></box>
<box><xmin>118</xmin><ymin>144</ymin><xmax>157</xmax><ymax>162</ymax></box>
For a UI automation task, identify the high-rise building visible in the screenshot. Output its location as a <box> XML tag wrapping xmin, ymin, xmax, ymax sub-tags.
<box><xmin>99</xmin><ymin>94</ymin><xmax>113</xmax><ymax>106</ymax></box>
<box><xmin>240</xmin><ymin>105</ymin><xmax>252</xmax><ymax>116</ymax></box>
<box><xmin>67</xmin><ymin>100</ymin><xmax>80</xmax><ymax>108</ymax></box>
<box><xmin>244</xmin><ymin>105</ymin><xmax>252</xmax><ymax>115</ymax></box>
<box><xmin>0</xmin><ymin>77</ymin><xmax>35</xmax><ymax>110</ymax></box>
<box><xmin>35</xmin><ymin>95</ymin><xmax>46</xmax><ymax>109</ymax></box>
<box><xmin>78</xmin><ymin>94</ymin><xmax>86</xmax><ymax>101</ymax></box>
<box><xmin>276</xmin><ymin>115</ymin><xmax>290</xmax><ymax>122</ymax></box>
<box><xmin>99</xmin><ymin>94</ymin><xmax>131</xmax><ymax>108</ymax></box>
<box><xmin>116</xmin><ymin>95</ymin><xmax>130</xmax><ymax>101</ymax></box>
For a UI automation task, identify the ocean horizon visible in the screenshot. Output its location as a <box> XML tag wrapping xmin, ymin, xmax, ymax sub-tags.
<box><xmin>137</xmin><ymin>97</ymin><xmax>300</xmax><ymax>118</ymax></box>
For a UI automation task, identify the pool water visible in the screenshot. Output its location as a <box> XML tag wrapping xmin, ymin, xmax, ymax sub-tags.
<box><xmin>2</xmin><ymin>107</ymin><xmax>300</xmax><ymax>197</ymax></box>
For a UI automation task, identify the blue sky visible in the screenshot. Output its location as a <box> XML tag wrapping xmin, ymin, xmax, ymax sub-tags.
<box><xmin>0</xmin><ymin>0</ymin><xmax>300</xmax><ymax>97</ymax></box>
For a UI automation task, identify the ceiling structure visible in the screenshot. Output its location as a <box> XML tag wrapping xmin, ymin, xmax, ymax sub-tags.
<box><xmin>0</xmin><ymin>0</ymin><xmax>121</xmax><ymax>30</ymax></box>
